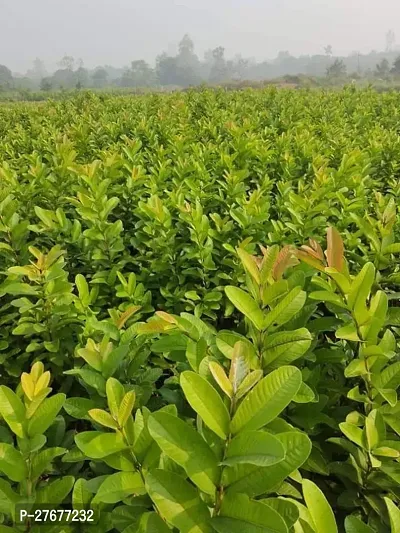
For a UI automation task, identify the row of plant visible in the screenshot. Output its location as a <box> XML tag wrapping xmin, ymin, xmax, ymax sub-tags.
<box><xmin>1</xmin><ymin>89</ymin><xmax>400</xmax><ymax>322</ymax></box>
<box><xmin>1</xmin><ymin>88</ymin><xmax>400</xmax><ymax>531</ymax></box>
<box><xmin>0</xmin><ymin>223</ymin><xmax>399</xmax><ymax>532</ymax></box>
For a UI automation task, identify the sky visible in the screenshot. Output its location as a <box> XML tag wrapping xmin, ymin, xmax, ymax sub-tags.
<box><xmin>1</xmin><ymin>0</ymin><xmax>399</xmax><ymax>73</ymax></box>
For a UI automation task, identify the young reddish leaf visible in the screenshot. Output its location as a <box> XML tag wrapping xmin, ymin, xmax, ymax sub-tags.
<box><xmin>326</xmin><ymin>227</ymin><xmax>344</xmax><ymax>272</ymax></box>
<box><xmin>273</xmin><ymin>246</ymin><xmax>299</xmax><ymax>280</ymax></box>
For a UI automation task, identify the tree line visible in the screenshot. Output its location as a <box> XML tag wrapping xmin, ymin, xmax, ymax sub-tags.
<box><xmin>2</xmin><ymin>34</ymin><xmax>400</xmax><ymax>91</ymax></box>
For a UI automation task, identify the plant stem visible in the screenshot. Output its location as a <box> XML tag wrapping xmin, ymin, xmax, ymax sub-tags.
<box><xmin>213</xmin><ymin>396</ymin><xmax>236</xmax><ymax>517</ymax></box>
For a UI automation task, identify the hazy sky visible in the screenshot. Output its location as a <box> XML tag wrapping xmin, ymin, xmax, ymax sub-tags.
<box><xmin>1</xmin><ymin>0</ymin><xmax>398</xmax><ymax>73</ymax></box>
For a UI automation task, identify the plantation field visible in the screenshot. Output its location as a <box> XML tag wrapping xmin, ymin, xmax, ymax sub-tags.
<box><xmin>1</xmin><ymin>87</ymin><xmax>400</xmax><ymax>532</ymax></box>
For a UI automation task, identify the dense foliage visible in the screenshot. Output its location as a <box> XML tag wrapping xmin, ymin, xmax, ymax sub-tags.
<box><xmin>1</xmin><ymin>87</ymin><xmax>400</xmax><ymax>532</ymax></box>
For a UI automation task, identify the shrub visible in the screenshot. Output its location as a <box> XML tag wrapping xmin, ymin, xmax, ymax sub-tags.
<box><xmin>0</xmin><ymin>88</ymin><xmax>400</xmax><ymax>532</ymax></box>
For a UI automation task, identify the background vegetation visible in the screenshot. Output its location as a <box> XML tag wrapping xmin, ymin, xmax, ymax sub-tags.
<box><xmin>3</xmin><ymin>33</ymin><xmax>400</xmax><ymax>99</ymax></box>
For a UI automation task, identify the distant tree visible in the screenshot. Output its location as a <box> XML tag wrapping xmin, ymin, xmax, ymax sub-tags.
<box><xmin>156</xmin><ymin>54</ymin><xmax>177</xmax><ymax>85</ymax></box>
<box><xmin>391</xmin><ymin>55</ymin><xmax>400</xmax><ymax>76</ymax></box>
<box><xmin>230</xmin><ymin>54</ymin><xmax>250</xmax><ymax>81</ymax></box>
<box><xmin>375</xmin><ymin>58</ymin><xmax>390</xmax><ymax>79</ymax></box>
<box><xmin>175</xmin><ymin>34</ymin><xmax>201</xmax><ymax>86</ymax></box>
<box><xmin>75</xmin><ymin>67</ymin><xmax>89</xmax><ymax>88</ymax></box>
<box><xmin>120</xmin><ymin>60</ymin><xmax>155</xmax><ymax>87</ymax></box>
<box><xmin>32</xmin><ymin>58</ymin><xmax>46</xmax><ymax>79</ymax></box>
<box><xmin>324</xmin><ymin>45</ymin><xmax>333</xmax><ymax>57</ymax></box>
<box><xmin>13</xmin><ymin>76</ymin><xmax>36</xmax><ymax>91</ymax></box>
<box><xmin>204</xmin><ymin>49</ymin><xmax>214</xmax><ymax>64</ymax></box>
<box><xmin>156</xmin><ymin>53</ymin><xmax>198</xmax><ymax>86</ymax></box>
<box><xmin>58</xmin><ymin>55</ymin><xmax>75</xmax><ymax>70</ymax></box>
<box><xmin>209</xmin><ymin>46</ymin><xmax>228</xmax><ymax>82</ymax></box>
<box><xmin>40</xmin><ymin>77</ymin><xmax>53</xmax><ymax>91</ymax></box>
<box><xmin>103</xmin><ymin>65</ymin><xmax>124</xmax><ymax>82</ymax></box>
<box><xmin>178</xmin><ymin>34</ymin><xmax>195</xmax><ymax>60</ymax></box>
<box><xmin>386</xmin><ymin>30</ymin><xmax>396</xmax><ymax>52</ymax></box>
<box><xmin>276</xmin><ymin>50</ymin><xmax>291</xmax><ymax>61</ymax></box>
<box><xmin>52</xmin><ymin>69</ymin><xmax>76</xmax><ymax>89</ymax></box>
<box><xmin>326</xmin><ymin>59</ymin><xmax>347</xmax><ymax>78</ymax></box>
<box><xmin>0</xmin><ymin>65</ymin><xmax>13</xmax><ymax>89</ymax></box>
<box><xmin>91</xmin><ymin>67</ymin><xmax>108</xmax><ymax>88</ymax></box>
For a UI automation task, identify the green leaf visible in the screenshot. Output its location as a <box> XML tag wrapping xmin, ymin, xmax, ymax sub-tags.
<box><xmin>209</xmin><ymin>362</ymin><xmax>233</xmax><ymax>398</ymax></box>
<box><xmin>75</xmin><ymin>273</ymin><xmax>90</xmax><ymax>305</ymax></box>
<box><xmin>381</xmin><ymin>400</ymin><xmax>399</xmax><ymax>424</ymax></box>
<box><xmin>236</xmin><ymin>370</ymin><xmax>263</xmax><ymax>400</ymax></box>
<box><xmin>0</xmin><ymin>478</ymin><xmax>20</xmax><ymax>516</ymax></box>
<box><xmin>185</xmin><ymin>291</ymin><xmax>201</xmax><ymax>301</ymax></box>
<box><xmin>118</xmin><ymin>391</ymin><xmax>136</xmax><ymax>427</ymax></box>
<box><xmin>145</xmin><ymin>469</ymin><xmax>212</xmax><ymax>533</ymax></box>
<box><xmin>372</xmin><ymin>446</ymin><xmax>399</xmax><ymax>458</ymax></box>
<box><xmin>27</xmin><ymin>394</ymin><xmax>66</xmax><ymax>437</ymax></box>
<box><xmin>72</xmin><ymin>478</ymin><xmax>92</xmax><ymax>508</ymax></box>
<box><xmin>180</xmin><ymin>371</ymin><xmax>230</xmax><ymax>439</ymax></box>
<box><xmin>137</xmin><ymin>512</ymin><xmax>172</xmax><ymax>533</ymax></box>
<box><xmin>375</xmin><ymin>362</ymin><xmax>400</xmax><ymax>391</ymax></box>
<box><xmin>386</xmin><ymin>308</ymin><xmax>400</xmax><ymax>326</ymax></box>
<box><xmin>35</xmin><ymin>476</ymin><xmax>75</xmax><ymax>505</ymax></box>
<box><xmin>263</xmin><ymin>328</ymin><xmax>312</xmax><ymax>370</ymax></box>
<box><xmin>347</xmin><ymin>262</ymin><xmax>375</xmax><ymax>310</ymax></box>
<box><xmin>222</xmin><ymin>431</ymin><xmax>285</xmax><ymax>467</ymax></box>
<box><xmin>263</xmin><ymin>287</ymin><xmax>306</xmax><ymax>330</ymax></box>
<box><xmin>365</xmin><ymin>409</ymin><xmax>385</xmax><ymax>451</ymax></box>
<box><xmin>186</xmin><ymin>338</ymin><xmax>208</xmax><ymax>372</ymax></box>
<box><xmin>151</xmin><ymin>333</ymin><xmax>188</xmax><ymax>354</ymax></box>
<box><xmin>92</xmin><ymin>471</ymin><xmax>146</xmax><ymax>504</ymax></box>
<box><xmin>344</xmin><ymin>516</ymin><xmax>375</xmax><ymax>533</ymax></box>
<box><xmin>261</xmin><ymin>498</ymin><xmax>299</xmax><ymax>530</ymax></box>
<box><xmin>229</xmin><ymin>341</ymin><xmax>250</xmax><ymax>393</ymax></box>
<box><xmin>215</xmin><ymin>331</ymin><xmax>259</xmax><ymax>371</ymax></box>
<box><xmin>77</xmin><ymin>344</ymin><xmax>102</xmax><ymax>372</ymax></box>
<box><xmin>339</xmin><ymin>422</ymin><xmax>366</xmax><ymax>449</ymax></box>
<box><xmin>230</xmin><ymin>366</ymin><xmax>302</xmax><ymax>434</ymax></box>
<box><xmin>106</xmin><ymin>377</ymin><xmax>125</xmax><ymax>418</ymax></box>
<box><xmin>293</xmin><ymin>382</ymin><xmax>316</xmax><ymax>403</ymax></box>
<box><xmin>0</xmin><ymin>386</ymin><xmax>26</xmax><ymax>438</ymax></box>
<box><xmin>211</xmin><ymin>493</ymin><xmax>287</xmax><ymax>533</ymax></box>
<box><xmin>64</xmin><ymin>368</ymin><xmax>106</xmax><ymax>395</ymax></box>
<box><xmin>260</xmin><ymin>245</ymin><xmax>279</xmax><ymax>284</ymax></box>
<box><xmin>0</xmin><ymin>282</ymin><xmax>38</xmax><ymax>296</ymax></box>
<box><xmin>89</xmin><ymin>408</ymin><xmax>119</xmax><ymax>429</ymax></box>
<box><xmin>345</xmin><ymin>359</ymin><xmax>367</xmax><ymax>378</ymax></box>
<box><xmin>385</xmin><ymin>497</ymin><xmax>400</xmax><ymax>533</ymax></box>
<box><xmin>309</xmin><ymin>291</ymin><xmax>348</xmax><ymax>308</ymax></box>
<box><xmin>225</xmin><ymin>287</ymin><xmax>264</xmax><ymax>330</ymax></box>
<box><xmin>237</xmin><ymin>248</ymin><xmax>261</xmax><ymax>284</ymax></box>
<box><xmin>103</xmin><ymin>449</ymin><xmax>136</xmax><ymax>471</ymax></box>
<box><xmin>0</xmin><ymin>444</ymin><xmax>27</xmax><ymax>482</ymax></box>
<box><xmin>226</xmin><ymin>431</ymin><xmax>311</xmax><ymax>497</ymax></box>
<box><xmin>325</xmin><ymin>267</ymin><xmax>351</xmax><ymax>293</ymax></box>
<box><xmin>262</xmin><ymin>281</ymin><xmax>289</xmax><ymax>307</ymax></box>
<box><xmin>148</xmin><ymin>412</ymin><xmax>219</xmax><ymax>495</ymax></box>
<box><xmin>34</xmin><ymin>206</ymin><xmax>55</xmax><ymax>227</ymax></box>
<box><xmin>303</xmin><ymin>479</ymin><xmax>337</xmax><ymax>533</ymax></box>
<box><xmin>336</xmin><ymin>323</ymin><xmax>361</xmax><ymax>342</ymax></box>
<box><xmin>102</xmin><ymin>344</ymin><xmax>130</xmax><ymax>378</ymax></box>
<box><xmin>63</xmin><ymin>397</ymin><xmax>96</xmax><ymax>420</ymax></box>
<box><xmin>75</xmin><ymin>431</ymin><xmax>128</xmax><ymax>459</ymax></box>
<box><xmin>31</xmin><ymin>447</ymin><xmax>66</xmax><ymax>480</ymax></box>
